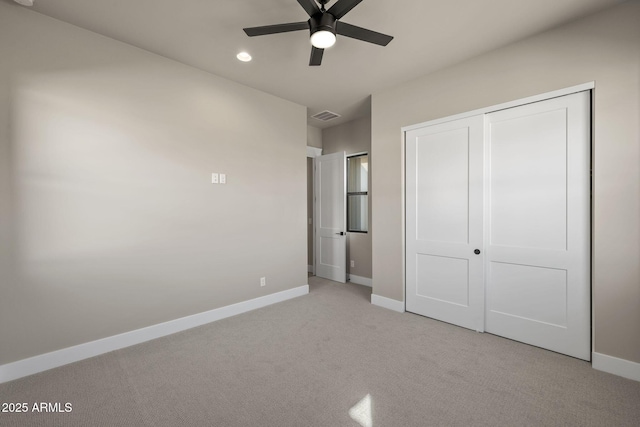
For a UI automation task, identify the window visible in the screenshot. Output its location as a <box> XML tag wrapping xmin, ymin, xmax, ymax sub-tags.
<box><xmin>347</xmin><ymin>153</ymin><xmax>368</xmax><ymax>233</ymax></box>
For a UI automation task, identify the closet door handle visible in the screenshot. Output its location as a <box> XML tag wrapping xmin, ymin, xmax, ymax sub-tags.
<box><xmin>474</xmin><ymin>249</ymin><xmax>481</xmax><ymax>255</ymax></box>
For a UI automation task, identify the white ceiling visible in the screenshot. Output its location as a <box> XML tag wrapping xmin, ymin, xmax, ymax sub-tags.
<box><xmin>11</xmin><ymin>0</ymin><xmax>624</xmax><ymax>128</ymax></box>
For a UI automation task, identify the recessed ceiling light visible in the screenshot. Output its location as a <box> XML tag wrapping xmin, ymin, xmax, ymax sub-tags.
<box><xmin>236</xmin><ymin>52</ymin><xmax>252</xmax><ymax>62</ymax></box>
<box><xmin>14</xmin><ymin>0</ymin><xmax>35</xmax><ymax>6</ymax></box>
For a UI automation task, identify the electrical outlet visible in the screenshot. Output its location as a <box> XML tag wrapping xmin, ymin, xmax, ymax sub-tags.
<box><xmin>260</xmin><ymin>277</ymin><xmax>266</xmax><ymax>287</ymax></box>
<box><xmin>211</xmin><ymin>173</ymin><xmax>219</xmax><ymax>184</ymax></box>
<box><xmin>350</xmin><ymin>260</ymin><xmax>355</xmax><ymax>268</ymax></box>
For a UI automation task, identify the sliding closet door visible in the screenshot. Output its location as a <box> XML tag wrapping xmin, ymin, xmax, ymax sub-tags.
<box><xmin>406</xmin><ymin>116</ymin><xmax>485</xmax><ymax>331</ymax></box>
<box><xmin>485</xmin><ymin>91</ymin><xmax>591</xmax><ymax>360</ymax></box>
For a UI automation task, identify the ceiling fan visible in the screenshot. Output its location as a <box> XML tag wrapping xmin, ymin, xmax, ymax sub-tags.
<box><xmin>243</xmin><ymin>0</ymin><xmax>393</xmax><ymax>66</ymax></box>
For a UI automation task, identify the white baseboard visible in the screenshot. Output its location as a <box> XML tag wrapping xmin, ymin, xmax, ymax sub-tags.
<box><xmin>592</xmin><ymin>352</ymin><xmax>640</xmax><ymax>382</ymax></box>
<box><xmin>371</xmin><ymin>294</ymin><xmax>405</xmax><ymax>313</ymax></box>
<box><xmin>348</xmin><ymin>274</ymin><xmax>372</xmax><ymax>287</ymax></box>
<box><xmin>0</xmin><ymin>285</ymin><xmax>309</xmax><ymax>384</ymax></box>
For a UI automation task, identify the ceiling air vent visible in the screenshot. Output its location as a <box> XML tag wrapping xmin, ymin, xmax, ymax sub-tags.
<box><xmin>311</xmin><ymin>110</ymin><xmax>341</xmax><ymax>122</ymax></box>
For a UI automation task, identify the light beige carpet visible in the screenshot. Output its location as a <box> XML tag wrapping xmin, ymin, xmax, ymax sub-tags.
<box><xmin>1</xmin><ymin>275</ymin><xmax>639</xmax><ymax>426</ymax></box>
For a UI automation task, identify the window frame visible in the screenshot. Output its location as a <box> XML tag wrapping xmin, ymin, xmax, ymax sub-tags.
<box><xmin>346</xmin><ymin>152</ymin><xmax>369</xmax><ymax>234</ymax></box>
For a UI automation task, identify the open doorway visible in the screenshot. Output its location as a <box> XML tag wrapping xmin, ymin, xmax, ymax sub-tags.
<box><xmin>307</xmin><ymin>116</ymin><xmax>373</xmax><ymax>287</ymax></box>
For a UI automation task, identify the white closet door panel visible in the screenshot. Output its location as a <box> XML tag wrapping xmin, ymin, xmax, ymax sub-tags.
<box><xmin>406</xmin><ymin>116</ymin><xmax>484</xmax><ymax>331</ymax></box>
<box><xmin>416</xmin><ymin>127</ymin><xmax>469</xmax><ymax>244</ymax></box>
<box><xmin>416</xmin><ymin>254</ymin><xmax>469</xmax><ymax>306</ymax></box>
<box><xmin>489</xmin><ymin>262</ymin><xmax>568</xmax><ymax>327</ymax></box>
<box><xmin>490</xmin><ymin>108</ymin><xmax>568</xmax><ymax>250</ymax></box>
<box><xmin>485</xmin><ymin>91</ymin><xmax>590</xmax><ymax>360</ymax></box>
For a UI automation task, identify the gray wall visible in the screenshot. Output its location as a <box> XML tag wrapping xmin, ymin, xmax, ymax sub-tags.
<box><xmin>371</xmin><ymin>1</ymin><xmax>640</xmax><ymax>363</ymax></box>
<box><xmin>322</xmin><ymin>117</ymin><xmax>372</xmax><ymax>279</ymax></box>
<box><xmin>307</xmin><ymin>125</ymin><xmax>323</xmax><ymax>149</ymax></box>
<box><xmin>0</xmin><ymin>4</ymin><xmax>307</xmax><ymax>365</ymax></box>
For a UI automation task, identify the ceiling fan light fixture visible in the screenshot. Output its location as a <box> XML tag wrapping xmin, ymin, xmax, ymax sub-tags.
<box><xmin>310</xmin><ymin>30</ymin><xmax>336</xmax><ymax>49</ymax></box>
<box><xmin>242</xmin><ymin>0</ymin><xmax>393</xmax><ymax>66</ymax></box>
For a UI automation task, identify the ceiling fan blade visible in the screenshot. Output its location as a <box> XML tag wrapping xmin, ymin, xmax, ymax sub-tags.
<box><xmin>309</xmin><ymin>46</ymin><xmax>324</xmax><ymax>66</ymax></box>
<box><xmin>336</xmin><ymin>22</ymin><xmax>393</xmax><ymax>46</ymax></box>
<box><xmin>327</xmin><ymin>0</ymin><xmax>363</xmax><ymax>19</ymax></box>
<box><xmin>244</xmin><ymin>22</ymin><xmax>309</xmax><ymax>37</ymax></box>
<box><xmin>297</xmin><ymin>0</ymin><xmax>321</xmax><ymax>17</ymax></box>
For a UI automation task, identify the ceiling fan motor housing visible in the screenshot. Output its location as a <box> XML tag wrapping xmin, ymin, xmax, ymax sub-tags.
<box><xmin>309</xmin><ymin>13</ymin><xmax>337</xmax><ymax>36</ymax></box>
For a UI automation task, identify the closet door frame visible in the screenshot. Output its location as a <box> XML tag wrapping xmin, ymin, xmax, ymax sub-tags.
<box><xmin>402</xmin><ymin>82</ymin><xmax>594</xmax><ymax>348</ymax></box>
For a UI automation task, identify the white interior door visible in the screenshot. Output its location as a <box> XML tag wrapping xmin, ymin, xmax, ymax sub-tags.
<box><xmin>405</xmin><ymin>91</ymin><xmax>591</xmax><ymax>360</ymax></box>
<box><xmin>315</xmin><ymin>151</ymin><xmax>347</xmax><ymax>283</ymax></box>
<box><xmin>485</xmin><ymin>91</ymin><xmax>591</xmax><ymax>360</ymax></box>
<box><xmin>406</xmin><ymin>116</ymin><xmax>485</xmax><ymax>331</ymax></box>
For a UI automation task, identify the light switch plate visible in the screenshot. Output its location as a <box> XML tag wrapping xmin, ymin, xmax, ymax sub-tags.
<box><xmin>220</xmin><ymin>173</ymin><xmax>226</xmax><ymax>184</ymax></box>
